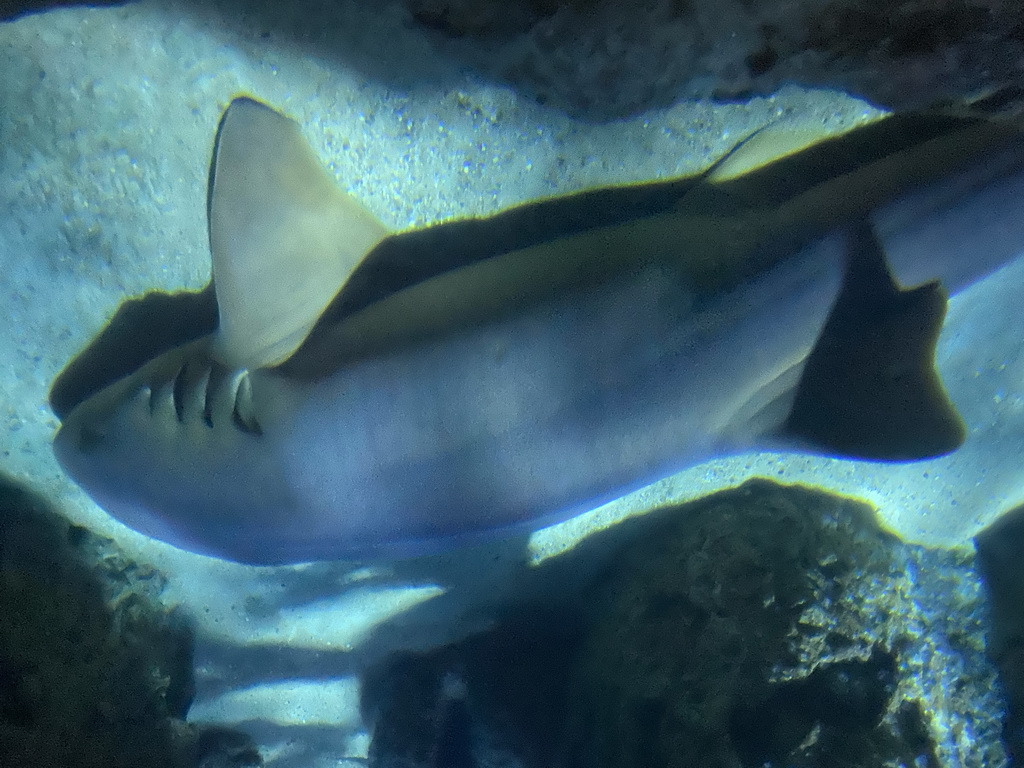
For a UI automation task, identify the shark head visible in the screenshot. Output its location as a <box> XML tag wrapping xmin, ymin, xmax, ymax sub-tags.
<box><xmin>53</xmin><ymin>338</ymin><xmax>285</xmax><ymax>559</ymax></box>
<box><xmin>53</xmin><ymin>96</ymin><xmax>391</xmax><ymax>562</ymax></box>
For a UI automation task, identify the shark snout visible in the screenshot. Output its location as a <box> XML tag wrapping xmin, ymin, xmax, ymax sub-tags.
<box><xmin>55</xmin><ymin>399</ymin><xmax>116</xmax><ymax>459</ymax></box>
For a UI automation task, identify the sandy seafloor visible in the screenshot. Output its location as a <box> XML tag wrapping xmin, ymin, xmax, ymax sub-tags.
<box><xmin>2</xmin><ymin>1</ymin><xmax>1023</xmax><ymax>765</ymax></box>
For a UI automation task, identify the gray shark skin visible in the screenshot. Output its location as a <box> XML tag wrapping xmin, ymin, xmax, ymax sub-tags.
<box><xmin>52</xmin><ymin>98</ymin><xmax>1024</xmax><ymax>564</ymax></box>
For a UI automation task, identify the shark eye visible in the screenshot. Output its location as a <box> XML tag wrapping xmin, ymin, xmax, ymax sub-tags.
<box><xmin>77</xmin><ymin>422</ymin><xmax>107</xmax><ymax>452</ymax></box>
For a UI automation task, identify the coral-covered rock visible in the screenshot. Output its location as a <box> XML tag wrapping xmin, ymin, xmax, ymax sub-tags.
<box><xmin>406</xmin><ymin>0</ymin><xmax>1024</xmax><ymax>120</ymax></box>
<box><xmin>975</xmin><ymin>502</ymin><xmax>1024</xmax><ymax>763</ymax></box>
<box><xmin>563</xmin><ymin>479</ymin><xmax>1001</xmax><ymax>767</ymax></box>
<box><xmin>0</xmin><ymin>473</ymin><xmax>261</xmax><ymax>768</ymax></box>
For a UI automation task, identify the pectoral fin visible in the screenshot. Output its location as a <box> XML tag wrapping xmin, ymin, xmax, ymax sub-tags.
<box><xmin>783</xmin><ymin>222</ymin><xmax>965</xmax><ymax>461</ymax></box>
<box><xmin>208</xmin><ymin>96</ymin><xmax>389</xmax><ymax>370</ymax></box>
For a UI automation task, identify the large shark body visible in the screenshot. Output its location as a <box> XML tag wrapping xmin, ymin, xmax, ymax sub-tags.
<box><xmin>52</xmin><ymin>97</ymin><xmax>1024</xmax><ymax>564</ymax></box>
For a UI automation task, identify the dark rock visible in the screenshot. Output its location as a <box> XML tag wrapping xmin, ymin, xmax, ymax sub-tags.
<box><xmin>0</xmin><ymin>0</ymin><xmax>127</xmax><ymax>22</ymax></box>
<box><xmin>729</xmin><ymin>648</ymin><xmax>899</xmax><ymax>766</ymax></box>
<box><xmin>560</xmin><ymin>479</ymin><xmax>988</xmax><ymax>768</ymax></box>
<box><xmin>403</xmin><ymin>0</ymin><xmax>1024</xmax><ymax>121</ymax></box>
<box><xmin>191</xmin><ymin>726</ymin><xmax>265</xmax><ymax>768</ymax></box>
<box><xmin>0</xmin><ymin>472</ymin><xmax>260</xmax><ymax>768</ymax></box>
<box><xmin>362</xmin><ymin>609</ymin><xmax>583</xmax><ymax>768</ymax></box>
<box><xmin>975</xmin><ymin>501</ymin><xmax>1024</xmax><ymax>763</ymax></box>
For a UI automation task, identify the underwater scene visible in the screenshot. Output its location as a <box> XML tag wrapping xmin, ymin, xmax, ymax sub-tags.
<box><xmin>3</xmin><ymin>0</ymin><xmax>1024</xmax><ymax>766</ymax></box>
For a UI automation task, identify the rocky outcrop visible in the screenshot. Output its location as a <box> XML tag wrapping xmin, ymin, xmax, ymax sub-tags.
<box><xmin>406</xmin><ymin>0</ymin><xmax>1024</xmax><ymax>120</ymax></box>
<box><xmin>975</xmin><ymin>503</ymin><xmax>1024</xmax><ymax>763</ymax></box>
<box><xmin>364</xmin><ymin>480</ymin><xmax>1006</xmax><ymax>767</ymax></box>
<box><xmin>0</xmin><ymin>473</ymin><xmax>261</xmax><ymax>768</ymax></box>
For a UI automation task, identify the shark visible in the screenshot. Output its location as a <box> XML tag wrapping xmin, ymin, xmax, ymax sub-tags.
<box><xmin>51</xmin><ymin>96</ymin><xmax>1024</xmax><ymax>564</ymax></box>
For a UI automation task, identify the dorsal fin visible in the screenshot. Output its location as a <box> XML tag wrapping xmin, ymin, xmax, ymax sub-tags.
<box><xmin>670</xmin><ymin>120</ymin><xmax>838</xmax><ymax>218</ymax></box>
<box><xmin>208</xmin><ymin>96</ymin><xmax>389</xmax><ymax>370</ymax></box>
<box><xmin>706</xmin><ymin>123</ymin><xmax>837</xmax><ymax>182</ymax></box>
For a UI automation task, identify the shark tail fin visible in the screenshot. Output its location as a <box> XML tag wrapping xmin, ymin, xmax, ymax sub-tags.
<box><xmin>208</xmin><ymin>96</ymin><xmax>390</xmax><ymax>371</ymax></box>
<box><xmin>782</xmin><ymin>221</ymin><xmax>966</xmax><ymax>461</ymax></box>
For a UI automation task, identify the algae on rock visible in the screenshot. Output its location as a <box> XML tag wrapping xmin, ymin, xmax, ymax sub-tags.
<box><xmin>561</xmin><ymin>479</ymin><xmax>1003</xmax><ymax>768</ymax></box>
<box><xmin>0</xmin><ymin>473</ymin><xmax>260</xmax><ymax>768</ymax></box>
